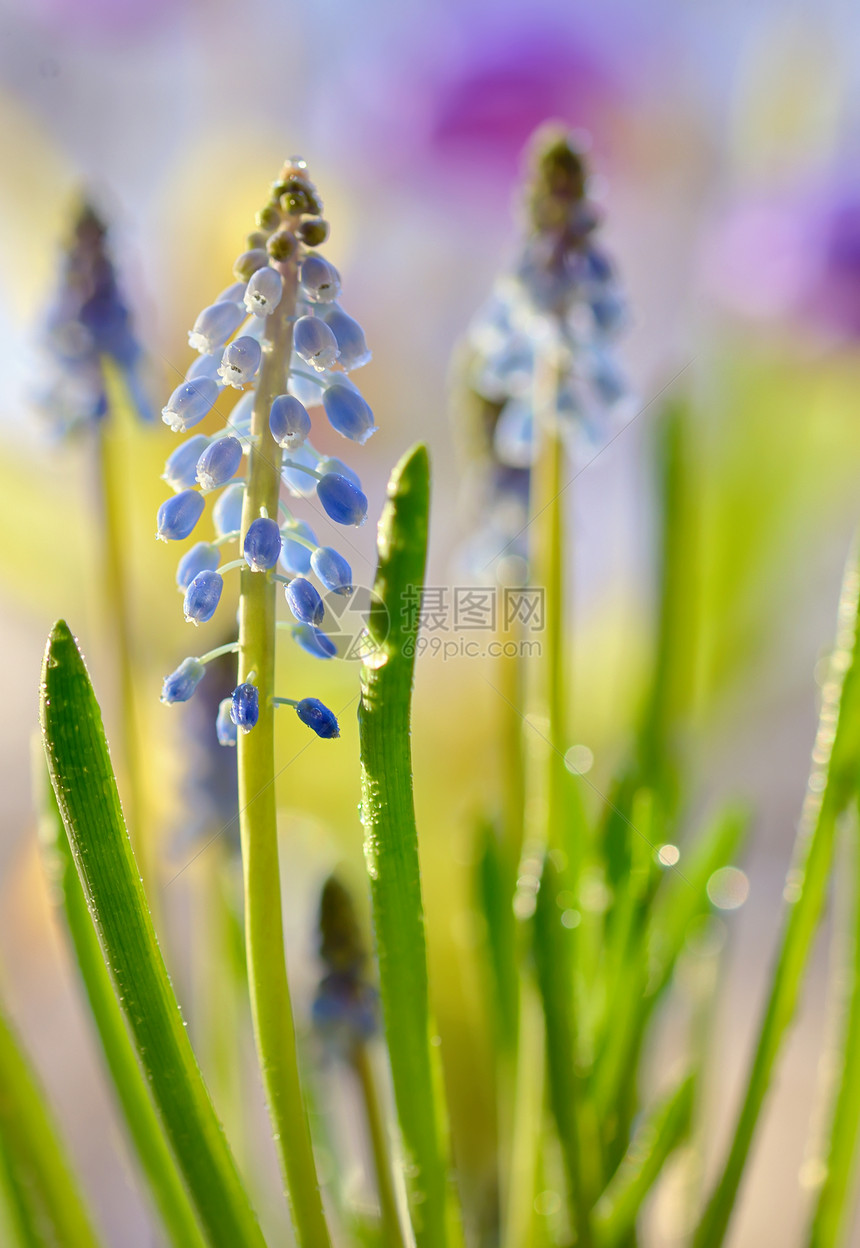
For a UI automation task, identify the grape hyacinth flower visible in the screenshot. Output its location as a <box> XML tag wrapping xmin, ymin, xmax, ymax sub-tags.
<box><xmin>153</xmin><ymin>157</ymin><xmax>377</xmax><ymax>1243</ymax></box>
<box><xmin>454</xmin><ymin>126</ymin><xmax>628</xmax><ymax>580</ymax></box>
<box><xmin>156</xmin><ymin>156</ymin><xmax>375</xmax><ymax>745</ymax></box>
<box><xmin>37</xmin><ymin>201</ymin><xmax>152</xmax><ymax>435</ymax></box>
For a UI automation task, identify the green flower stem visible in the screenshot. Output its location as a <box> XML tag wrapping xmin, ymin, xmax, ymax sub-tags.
<box><xmin>236</xmin><ymin>239</ymin><xmax>331</xmax><ymax>1246</ymax></box>
<box><xmin>0</xmin><ymin>992</ymin><xmax>102</xmax><ymax>1248</ymax></box>
<box><xmin>359</xmin><ymin>445</ymin><xmax>463</xmax><ymax>1248</ymax></box>
<box><xmin>694</xmin><ymin>545</ymin><xmax>860</xmax><ymax>1248</ymax></box>
<box><xmin>95</xmin><ymin>382</ymin><xmax>153</xmax><ymax>900</ymax></box>
<box><xmin>35</xmin><ymin>758</ymin><xmax>207</xmax><ymax>1248</ymax></box>
<box><xmin>503</xmin><ymin>978</ymin><xmax>546</xmax><ymax>1247</ymax></box>
<box><xmin>352</xmin><ymin>1044</ymin><xmax>407</xmax><ymax>1248</ymax></box>
<box><xmin>41</xmin><ymin>621</ymin><xmax>264</xmax><ymax>1248</ymax></box>
<box><xmin>805</xmin><ymin>800</ymin><xmax>860</xmax><ymax>1248</ymax></box>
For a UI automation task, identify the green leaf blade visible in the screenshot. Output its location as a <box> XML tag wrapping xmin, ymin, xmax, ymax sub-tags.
<box><xmin>40</xmin><ymin>621</ymin><xmax>265</xmax><ymax>1248</ymax></box>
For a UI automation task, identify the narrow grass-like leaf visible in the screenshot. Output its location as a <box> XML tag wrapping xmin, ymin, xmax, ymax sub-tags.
<box><xmin>694</xmin><ymin>546</ymin><xmax>860</xmax><ymax>1247</ymax></box>
<box><xmin>40</xmin><ymin>621</ymin><xmax>265</xmax><ymax>1248</ymax></box>
<box><xmin>35</xmin><ymin>759</ymin><xmax>207</xmax><ymax>1248</ymax></box>
<box><xmin>806</xmin><ymin>801</ymin><xmax>860</xmax><ymax>1247</ymax></box>
<box><xmin>359</xmin><ymin>445</ymin><xmax>463</xmax><ymax>1248</ymax></box>
<box><xmin>592</xmin><ymin>1073</ymin><xmax>694</xmax><ymax>1248</ymax></box>
<box><xmin>0</xmin><ymin>994</ymin><xmax>102</xmax><ymax>1247</ymax></box>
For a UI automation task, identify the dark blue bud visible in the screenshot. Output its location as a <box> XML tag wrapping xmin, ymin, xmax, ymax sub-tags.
<box><xmin>317</xmin><ymin>457</ymin><xmax>361</xmax><ymax>487</ymax></box>
<box><xmin>216</xmin><ymin>698</ymin><xmax>238</xmax><ymax>746</ymax></box>
<box><xmin>322</xmin><ymin>381</ymin><xmax>376</xmax><ymax>444</ymax></box>
<box><xmin>280</xmin><ymin>520</ymin><xmax>317</xmax><ymax>575</ymax></box>
<box><xmin>176</xmin><ymin>541</ymin><xmax>220</xmax><ymax>590</ymax></box>
<box><xmin>310</xmin><ymin>546</ymin><xmax>352</xmax><ymax>594</ymax></box>
<box><xmin>319</xmin><ymin>305</ymin><xmax>371</xmax><ymax>370</ymax></box>
<box><xmin>294</xmin><ymin>316</ymin><xmax>339</xmax><ymax>371</ymax></box>
<box><xmin>299</xmin><ymin>255</ymin><xmax>341</xmax><ymax>303</ymax></box>
<box><xmin>183</xmin><ymin>570</ymin><xmax>224</xmax><ymax>624</ymax></box>
<box><xmin>162</xmin><ymin>378</ymin><xmax>219</xmax><ymax>433</ymax></box>
<box><xmin>292</xmin><ymin>624</ymin><xmax>336</xmax><ymax>659</ymax></box>
<box><xmin>244</xmin><ymin>516</ymin><xmax>282</xmax><ymax>571</ymax></box>
<box><xmin>161</xmin><ymin>657</ymin><xmax>206</xmax><ymax>703</ymax></box>
<box><xmin>157</xmin><ymin>489</ymin><xmax>205</xmax><ymax>541</ymax></box>
<box><xmin>295</xmin><ymin>697</ymin><xmax>340</xmax><ymax>739</ymax></box>
<box><xmin>230</xmin><ymin>683</ymin><xmax>259</xmax><ymax>733</ymax></box>
<box><xmin>188</xmin><ymin>301</ymin><xmax>245</xmax><ymax>353</ymax></box>
<box><xmin>163</xmin><ymin>435</ymin><xmax>210</xmax><ymax>491</ymax></box>
<box><xmin>213</xmin><ymin>483</ymin><xmax>245</xmax><ymax>536</ymax></box>
<box><xmin>270</xmin><ymin>394</ymin><xmax>311</xmax><ymax>449</ymax></box>
<box><xmin>317</xmin><ymin>473</ymin><xmax>368</xmax><ymax>527</ymax></box>
<box><xmin>285</xmin><ymin>576</ymin><xmax>325</xmax><ymax>626</ymax></box>
<box><xmin>196</xmin><ymin>435</ymin><xmax>243</xmax><ymax>491</ymax></box>
<box><xmin>218</xmin><ymin>336</ymin><xmax>262</xmax><ymax>389</ymax></box>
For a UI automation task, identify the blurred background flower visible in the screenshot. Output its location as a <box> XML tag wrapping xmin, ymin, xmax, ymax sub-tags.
<box><xmin>1</xmin><ymin>0</ymin><xmax>860</xmax><ymax>1242</ymax></box>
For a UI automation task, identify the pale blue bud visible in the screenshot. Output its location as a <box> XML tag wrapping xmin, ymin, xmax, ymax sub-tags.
<box><xmin>176</xmin><ymin>541</ymin><xmax>220</xmax><ymax>590</ymax></box>
<box><xmin>161</xmin><ymin>378</ymin><xmax>219</xmax><ymax>433</ymax></box>
<box><xmin>196</xmin><ymin>435</ymin><xmax>242</xmax><ymax>491</ymax></box>
<box><xmin>216</xmin><ymin>281</ymin><xmax>247</xmax><ymax>304</ymax></box>
<box><xmin>269</xmin><ymin>394</ymin><xmax>311</xmax><ymax>449</ymax></box>
<box><xmin>161</xmin><ymin>657</ymin><xmax>205</xmax><ymax>703</ymax></box>
<box><xmin>292</xmin><ymin>624</ymin><xmax>336</xmax><ymax>659</ymax></box>
<box><xmin>310</xmin><ymin>546</ymin><xmax>352</xmax><ymax>594</ymax></box>
<box><xmin>227</xmin><ymin>389</ymin><xmax>255</xmax><ymax>436</ymax></box>
<box><xmin>163</xmin><ymin>434</ymin><xmax>210</xmax><ymax>491</ymax></box>
<box><xmin>281</xmin><ymin>445</ymin><xmax>319</xmax><ymax>498</ymax></box>
<box><xmin>213</xmin><ymin>483</ymin><xmax>245</xmax><ymax>536</ymax></box>
<box><xmin>185</xmin><ymin>353</ymin><xmax>222</xmax><ymax>383</ymax></box>
<box><xmin>299</xmin><ymin>255</ymin><xmax>341</xmax><ymax>303</ymax></box>
<box><xmin>244</xmin><ymin>516</ymin><xmax>281</xmax><ymax>571</ymax></box>
<box><xmin>156</xmin><ymin>489</ymin><xmax>204</xmax><ymax>541</ymax></box>
<box><xmin>188</xmin><ymin>301</ymin><xmax>245</xmax><ymax>354</ymax></box>
<box><xmin>317</xmin><ymin>473</ymin><xmax>368</xmax><ymax>527</ymax></box>
<box><xmin>317</xmin><ymin>457</ymin><xmax>361</xmax><ymax>487</ymax></box>
<box><xmin>244</xmin><ymin>267</ymin><xmax>283</xmax><ymax>316</ymax></box>
<box><xmin>216</xmin><ymin>698</ymin><xmax>238</xmax><ymax>746</ymax></box>
<box><xmin>294</xmin><ymin>316</ymin><xmax>339</xmax><ymax>371</ymax></box>
<box><xmin>319</xmin><ymin>305</ymin><xmax>371</xmax><ymax>370</ymax></box>
<box><xmin>493</xmin><ymin>399</ymin><xmax>535</xmax><ymax>469</ymax></box>
<box><xmin>183</xmin><ymin>570</ymin><xmax>223</xmax><ymax>624</ymax></box>
<box><xmin>218</xmin><ymin>336</ymin><xmax>262</xmax><ymax>389</ymax></box>
<box><xmin>280</xmin><ymin>520</ymin><xmax>317</xmax><ymax>575</ymax></box>
<box><xmin>322</xmin><ymin>381</ymin><xmax>376</xmax><ymax>444</ymax></box>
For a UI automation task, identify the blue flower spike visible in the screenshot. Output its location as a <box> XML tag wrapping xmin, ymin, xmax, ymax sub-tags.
<box><xmin>216</xmin><ymin>698</ymin><xmax>238</xmax><ymax>746</ymax></box>
<box><xmin>244</xmin><ymin>516</ymin><xmax>282</xmax><ymax>571</ymax></box>
<box><xmin>163</xmin><ymin>434</ymin><xmax>210</xmax><ymax>491</ymax></box>
<box><xmin>311</xmin><ymin>546</ymin><xmax>352</xmax><ymax>594</ymax></box>
<box><xmin>244</xmin><ymin>266</ymin><xmax>283</xmax><ymax>316</ymax></box>
<box><xmin>269</xmin><ymin>394</ymin><xmax>311</xmax><ymax>449</ymax></box>
<box><xmin>285</xmin><ymin>577</ymin><xmax>325</xmax><ymax>626</ymax></box>
<box><xmin>293</xmin><ymin>316</ymin><xmax>339</xmax><ymax>371</ymax></box>
<box><xmin>161</xmin><ymin>657</ymin><xmax>206</xmax><ymax>703</ymax></box>
<box><xmin>188</xmin><ymin>301</ymin><xmax>245</xmax><ymax>353</ymax></box>
<box><xmin>176</xmin><ymin>541</ymin><xmax>220</xmax><ymax>590</ymax></box>
<box><xmin>322</xmin><ymin>381</ymin><xmax>376</xmax><ymax>444</ymax></box>
<box><xmin>196</xmin><ymin>435</ymin><xmax>243</xmax><ymax>491</ymax></box>
<box><xmin>183</xmin><ymin>570</ymin><xmax>224</xmax><ymax>625</ymax></box>
<box><xmin>156</xmin><ymin>489</ymin><xmax>205</xmax><ymax>542</ymax></box>
<box><xmin>218</xmin><ymin>336</ymin><xmax>262</xmax><ymax>388</ymax></box>
<box><xmin>317</xmin><ymin>472</ymin><xmax>368</xmax><ymax>526</ymax></box>
<box><xmin>295</xmin><ymin>697</ymin><xmax>340</xmax><ymax>739</ymax></box>
<box><xmin>161</xmin><ymin>378</ymin><xmax>220</xmax><ymax>433</ymax></box>
<box><xmin>230</xmin><ymin>683</ymin><xmax>259</xmax><ymax>733</ymax></box>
